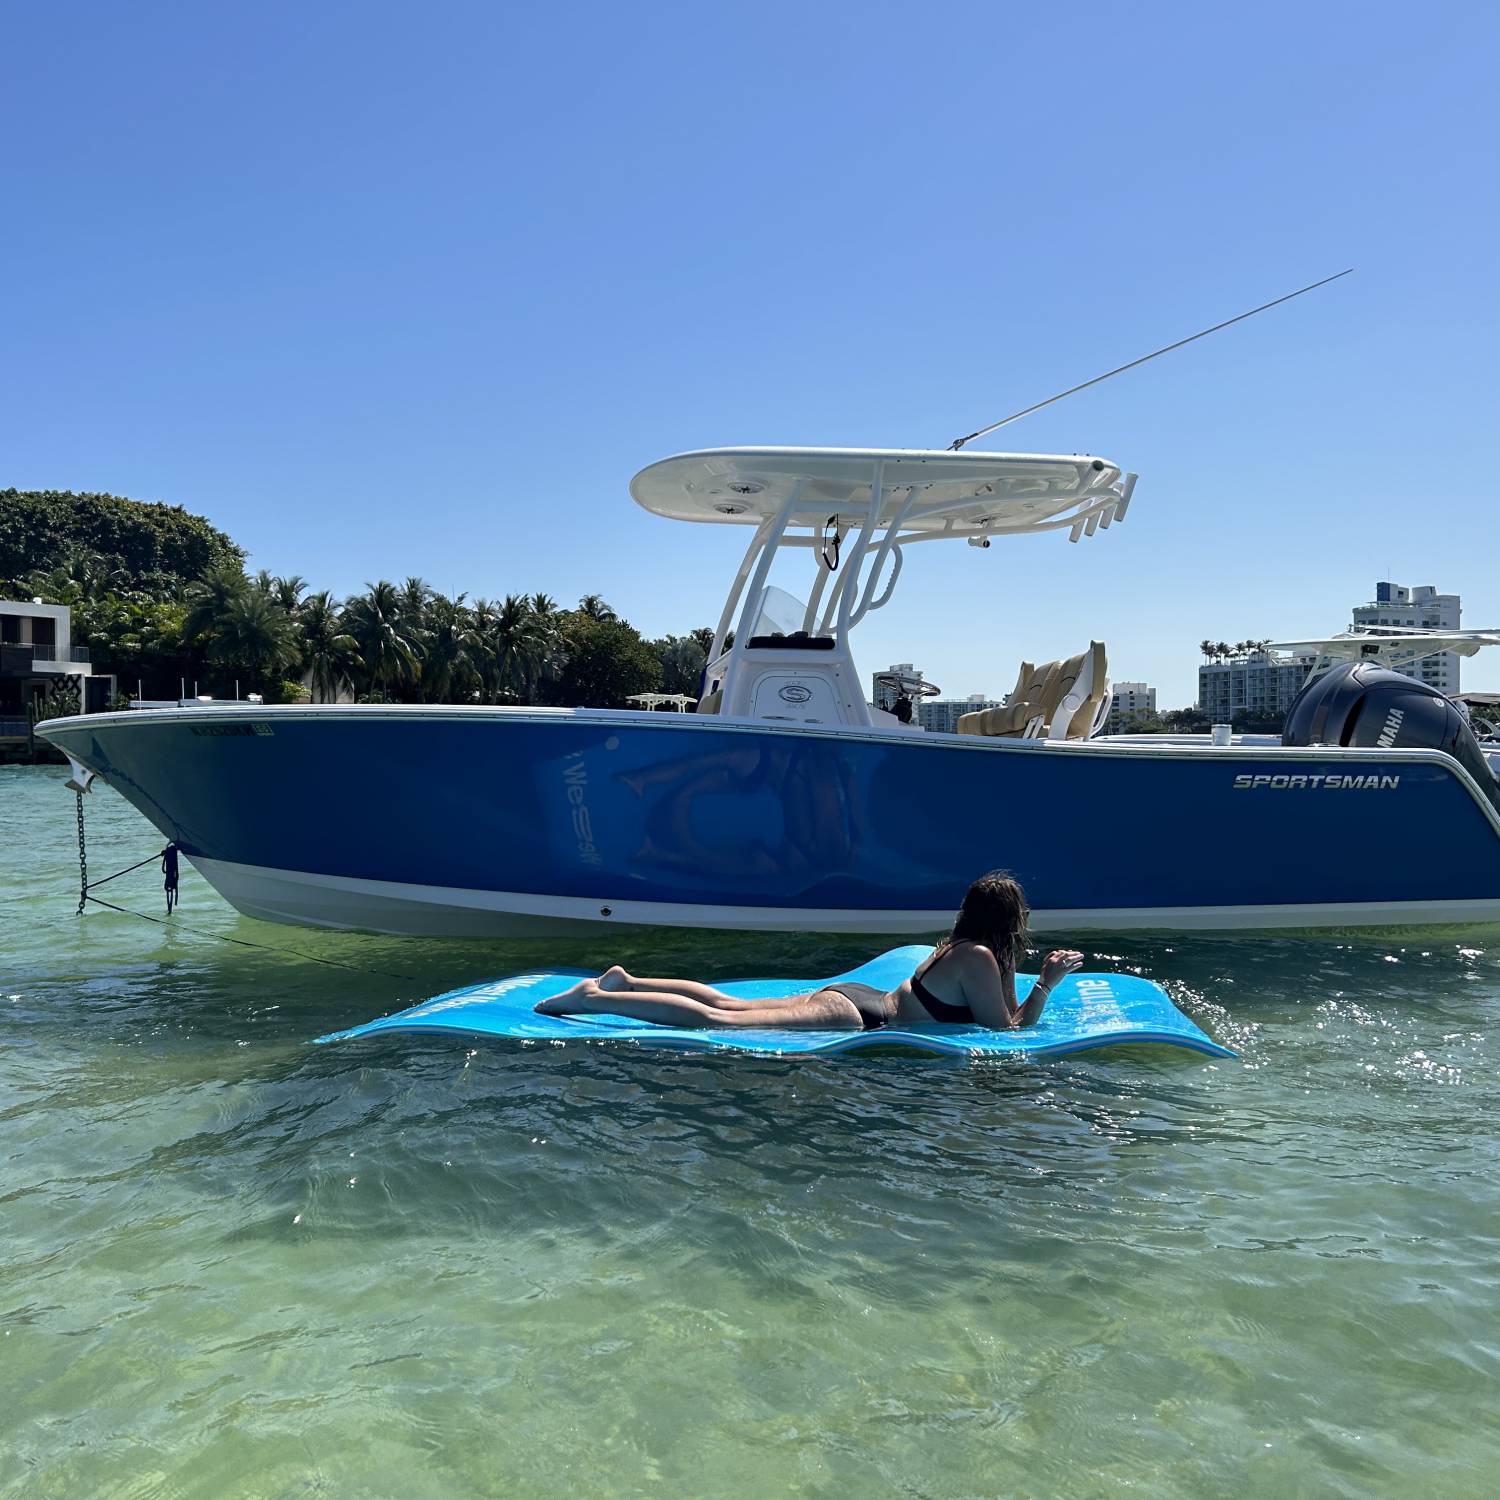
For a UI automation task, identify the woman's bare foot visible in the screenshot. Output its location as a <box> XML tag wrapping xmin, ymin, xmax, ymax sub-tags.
<box><xmin>534</xmin><ymin>978</ymin><xmax>602</xmax><ymax>1015</ymax></box>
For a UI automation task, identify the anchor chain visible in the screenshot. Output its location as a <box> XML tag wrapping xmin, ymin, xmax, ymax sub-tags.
<box><xmin>75</xmin><ymin>789</ymin><xmax>89</xmax><ymax>916</ymax></box>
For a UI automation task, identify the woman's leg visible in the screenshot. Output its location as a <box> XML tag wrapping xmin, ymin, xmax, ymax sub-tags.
<box><xmin>599</xmin><ymin>967</ymin><xmax>816</xmax><ymax>1011</ymax></box>
<box><xmin>536</xmin><ymin>985</ymin><xmax>863</xmax><ymax>1030</ymax></box>
<box><xmin>547</xmin><ymin>968</ymin><xmax>738</xmax><ymax>1005</ymax></box>
<box><xmin>546</xmin><ymin>969</ymin><xmax>806</xmax><ymax>1014</ymax></box>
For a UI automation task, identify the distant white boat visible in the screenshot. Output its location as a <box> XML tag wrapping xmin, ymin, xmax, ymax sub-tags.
<box><xmin>1269</xmin><ymin>624</ymin><xmax>1500</xmax><ymax>679</ymax></box>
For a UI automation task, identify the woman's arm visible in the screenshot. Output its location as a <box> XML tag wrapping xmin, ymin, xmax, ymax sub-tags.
<box><xmin>951</xmin><ymin>946</ymin><xmax>1020</xmax><ymax>1029</ymax></box>
<box><xmin>1017</xmin><ymin>950</ymin><xmax>1084</xmax><ymax>1027</ymax></box>
<box><xmin>954</xmin><ymin>946</ymin><xmax>1083</xmax><ymax>1029</ymax></box>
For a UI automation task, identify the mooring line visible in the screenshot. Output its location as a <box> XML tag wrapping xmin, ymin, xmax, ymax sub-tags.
<box><xmin>58</xmin><ymin>786</ymin><xmax>423</xmax><ymax>982</ymax></box>
<box><xmin>75</xmin><ymin>891</ymin><xmax>426</xmax><ymax>983</ymax></box>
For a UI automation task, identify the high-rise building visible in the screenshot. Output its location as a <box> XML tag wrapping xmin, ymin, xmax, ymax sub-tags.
<box><xmin>1351</xmin><ymin>582</ymin><xmax>1461</xmax><ymax>693</ymax></box>
<box><xmin>1106</xmin><ymin>682</ymin><xmax>1157</xmax><ymax>733</ymax></box>
<box><xmin>919</xmin><ymin>693</ymin><xmax>1003</xmax><ymax>735</ymax></box>
<box><xmin>1198</xmin><ymin>652</ymin><xmax>1313</xmax><ymax>725</ymax></box>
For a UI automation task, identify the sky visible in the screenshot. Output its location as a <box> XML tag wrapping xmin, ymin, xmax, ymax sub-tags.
<box><xmin>3</xmin><ymin>1</ymin><xmax>1498</xmax><ymax>707</ymax></box>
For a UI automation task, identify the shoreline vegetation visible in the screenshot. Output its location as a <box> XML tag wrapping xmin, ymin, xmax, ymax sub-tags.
<box><xmin>4</xmin><ymin>487</ymin><xmax>706</xmax><ymax>716</ymax></box>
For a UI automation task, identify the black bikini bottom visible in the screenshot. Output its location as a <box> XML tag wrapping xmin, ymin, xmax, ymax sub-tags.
<box><xmin>822</xmin><ymin>982</ymin><xmax>891</xmax><ymax>1030</ymax></box>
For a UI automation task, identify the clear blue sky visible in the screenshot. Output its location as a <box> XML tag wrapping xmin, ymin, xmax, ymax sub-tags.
<box><xmin>4</xmin><ymin>1</ymin><xmax>1497</xmax><ymax>706</ymax></box>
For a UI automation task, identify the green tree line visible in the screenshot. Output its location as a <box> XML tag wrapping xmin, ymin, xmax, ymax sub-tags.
<box><xmin>3</xmin><ymin>490</ymin><xmax>712</xmax><ymax>707</ymax></box>
<box><xmin>1</xmin><ymin>487</ymin><xmax>242</xmax><ymax>586</ymax></box>
<box><xmin>1198</xmin><ymin>638</ymin><xmax>1274</xmax><ymax>662</ymax></box>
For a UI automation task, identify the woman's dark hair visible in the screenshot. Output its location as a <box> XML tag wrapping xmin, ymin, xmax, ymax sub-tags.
<box><xmin>938</xmin><ymin>871</ymin><xmax>1030</xmax><ymax>973</ymax></box>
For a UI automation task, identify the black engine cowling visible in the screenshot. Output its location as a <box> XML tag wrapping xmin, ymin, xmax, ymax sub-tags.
<box><xmin>1282</xmin><ymin>661</ymin><xmax>1500</xmax><ymax>812</ymax></box>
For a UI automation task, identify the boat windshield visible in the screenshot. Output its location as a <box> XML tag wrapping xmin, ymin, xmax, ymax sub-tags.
<box><xmin>747</xmin><ymin>585</ymin><xmax>819</xmax><ymax>639</ymax></box>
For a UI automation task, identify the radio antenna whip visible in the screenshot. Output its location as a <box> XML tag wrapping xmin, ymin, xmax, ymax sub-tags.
<box><xmin>948</xmin><ymin>268</ymin><xmax>1353</xmax><ymax>450</ymax></box>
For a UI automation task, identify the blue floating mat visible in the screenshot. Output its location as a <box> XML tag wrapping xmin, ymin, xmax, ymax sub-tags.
<box><xmin>316</xmin><ymin>945</ymin><xmax>1232</xmax><ymax>1060</ymax></box>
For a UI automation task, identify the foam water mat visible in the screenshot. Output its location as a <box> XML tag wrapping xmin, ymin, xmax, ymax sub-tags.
<box><xmin>315</xmin><ymin>945</ymin><xmax>1233</xmax><ymax>1060</ymax></box>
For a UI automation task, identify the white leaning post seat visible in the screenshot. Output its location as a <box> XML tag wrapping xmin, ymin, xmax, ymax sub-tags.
<box><xmin>1047</xmin><ymin>640</ymin><xmax>1110</xmax><ymax>740</ymax></box>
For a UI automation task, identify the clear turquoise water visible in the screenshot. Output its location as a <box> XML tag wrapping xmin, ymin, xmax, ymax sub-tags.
<box><xmin>3</xmin><ymin>764</ymin><xmax>1498</xmax><ymax>1498</ymax></box>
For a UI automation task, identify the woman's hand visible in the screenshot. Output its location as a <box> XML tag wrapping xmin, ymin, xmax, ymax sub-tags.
<box><xmin>1039</xmin><ymin>949</ymin><xmax>1084</xmax><ymax>989</ymax></box>
<box><xmin>1015</xmin><ymin>949</ymin><xmax>1083</xmax><ymax>1028</ymax></box>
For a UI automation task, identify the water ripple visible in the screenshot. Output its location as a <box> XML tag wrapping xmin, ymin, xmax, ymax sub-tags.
<box><xmin>4</xmin><ymin>768</ymin><xmax>1500</xmax><ymax>1497</ymax></box>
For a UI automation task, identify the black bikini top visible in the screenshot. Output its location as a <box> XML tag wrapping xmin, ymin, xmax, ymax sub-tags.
<box><xmin>910</xmin><ymin>950</ymin><xmax>976</xmax><ymax>1025</ymax></box>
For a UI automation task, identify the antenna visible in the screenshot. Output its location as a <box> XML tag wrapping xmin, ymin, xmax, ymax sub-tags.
<box><xmin>948</xmin><ymin>268</ymin><xmax>1353</xmax><ymax>450</ymax></box>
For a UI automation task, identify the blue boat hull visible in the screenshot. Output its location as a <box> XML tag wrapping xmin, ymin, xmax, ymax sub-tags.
<box><xmin>39</xmin><ymin>706</ymin><xmax>1500</xmax><ymax>935</ymax></box>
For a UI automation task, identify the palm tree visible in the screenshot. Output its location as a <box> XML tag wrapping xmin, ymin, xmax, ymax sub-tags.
<box><xmin>578</xmin><ymin>593</ymin><xmax>618</xmax><ymax>623</ymax></box>
<box><xmin>469</xmin><ymin>597</ymin><xmax>501</xmax><ymax>701</ymax></box>
<box><xmin>524</xmin><ymin>600</ymin><xmax>565</xmax><ymax>702</ymax></box>
<box><xmin>298</xmin><ymin>591</ymin><xmax>361</xmax><ymax>703</ymax></box>
<box><xmin>421</xmin><ymin>594</ymin><xmax>480</xmax><ymax>703</ymax></box>
<box><xmin>489</xmin><ymin>593</ymin><xmax>542</xmax><ymax>702</ymax></box>
<box><xmin>655</xmin><ymin>633</ymin><xmax>707</xmax><ymax>696</ymax></box>
<box><xmin>210</xmin><ymin>589</ymin><xmax>298</xmax><ymax>689</ymax></box>
<box><xmin>182</xmin><ymin>562</ymin><xmax>250</xmax><ymax>645</ymax></box>
<box><xmin>1200</xmin><ymin>638</ymin><xmax>1217</xmax><ymax>662</ymax></box>
<box><xmin>398</xmin><ymin>576</ymin><xmax>434</xmax><ymax>626</ymax></box>
<box><xmin>271</xmin><ymin>574</ymin><xmax>308</xmax><ymax>615</ymax></box>
<box><xmin>342</xmin><ymin>581</ymin><xmax>422</xmax><ymax>699</ymax></box>
<box><xmin>27</xmin><ymin>549</ymin><xmax>129</xmax><ymax>606</ymax></box>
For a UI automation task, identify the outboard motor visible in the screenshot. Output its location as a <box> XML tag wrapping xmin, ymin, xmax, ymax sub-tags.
<box><xmin>1282</xmin><ymin>661</ymin><xmax>1500</xmax><ymax>813</ymax></box>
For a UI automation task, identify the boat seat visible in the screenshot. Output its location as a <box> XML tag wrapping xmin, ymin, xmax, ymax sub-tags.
<box><xmin>957</xmin><ymin>660</ymin><xmax>1053</xmax><ymax>738</ymax></box>
<box><xmin>1047</xmin><ymin>640</ymin><xmax>1110</xmax><ymax>741</ymax></box>
<box><xmin>956</xmin><ymin>643</ymin><xmax>1110</xmax><ymax>741</ymax></box>
<box><xmin>695</xmin><ymin>685</ymin><xmax>723</xmax><ymax>715</ymax></box>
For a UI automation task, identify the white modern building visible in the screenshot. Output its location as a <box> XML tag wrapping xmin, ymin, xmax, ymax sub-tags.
<box><xmin>919</xmin><ymin>693</ymin><xmax>1003</xmax><ymax>735</ymax></box>
<box><xmin>0</xmin><ymin>599</ymin><xmax>91</xmax><ymax>670</ymax></box>
<box><xmin>1198</xmin><ymin>651</ymin><xmax>1314</xmax><ymax>725</ymax></box>
<box><xmin>1352</xmin><ymin>582</ymin><xmax>1461</xmax><ymax>693</ymax></box>
<box><xmin>1106</xmin><ymin>681</ymin><xmax>1157</xmax><ymax>733</ymax></box>
<box><xmin>1</xmin><ymin>599</ymin><xmax>103</xmax><ymax>738</ymax></box>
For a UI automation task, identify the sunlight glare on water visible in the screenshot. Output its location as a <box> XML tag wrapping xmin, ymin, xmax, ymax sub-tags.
<box><xmin>2</xmin><ymin>766</ymin><xmax>1497</xmax><ymax>1497</ymax></box>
